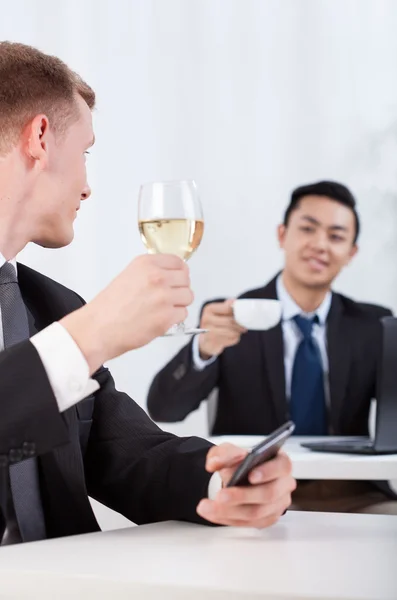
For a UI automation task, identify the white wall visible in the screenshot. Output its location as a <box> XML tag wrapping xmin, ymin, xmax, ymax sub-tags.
<box><xmin>2</xmin><ymin>0</ymin><xmax>397</xmax><ymax>438</ymax></box>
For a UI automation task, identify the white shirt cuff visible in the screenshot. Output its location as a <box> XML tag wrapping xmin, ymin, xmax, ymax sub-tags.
<box><xmin>207</xmin><ymin>471</ymin><xmax>222</xmax><ymax>499</ymax></box>
<box><xmin>30</xmin><ymin>322</ymin><xmax>100</xmax><ymax>413</ymax></box>
<box><xmin>192</xmin><ymin>335</ymin><xmax>217</xmax><ymax>371</ymax></box>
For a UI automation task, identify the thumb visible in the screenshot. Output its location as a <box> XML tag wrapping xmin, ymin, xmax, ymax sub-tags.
<box><xmin>206</xmin><ymin>443</ymin><xmax>247</xmax><ymax>472</ymax></box>
<box><xmin>224</xmin><ymin>298</ymin><xmax>236</xmax><ymax>309</ymax></box>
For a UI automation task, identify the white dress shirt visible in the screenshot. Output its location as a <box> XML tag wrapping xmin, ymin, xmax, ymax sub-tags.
<box><xmin>0</xmin><ymin>254</ymin><xmax>220</xmax><ymax>500</ymax></box>
<box><xmin>276</xmin><ymin>274</ymin><xmax>332</xmax><ymax>403</ymax></box>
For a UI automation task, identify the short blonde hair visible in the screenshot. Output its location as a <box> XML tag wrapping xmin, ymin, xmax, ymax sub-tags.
<box><xmin>0</xmin><ymin>41</ymin><xmax>95</xmax><ymax>153</ymax></box>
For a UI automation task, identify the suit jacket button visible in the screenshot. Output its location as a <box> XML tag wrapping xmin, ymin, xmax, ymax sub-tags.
<box><xmin>22</xmin><ymin>442</ymin><xmax>36</xmax><ymax>457</ymax></box>
<box><xmin>9</xmin><ymin>448</ymin><xmax>24</xmax><ymax>463</ymax></box>
<box><xmin>173</xmin><ymin>365</ymin><xmax>187</xmax><ymax>380</ymax></box>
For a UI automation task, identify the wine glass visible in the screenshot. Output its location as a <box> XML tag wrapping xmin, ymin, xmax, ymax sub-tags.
<box><xmin>138</xmin><ymin>179</ymin><xmax>206</xmax><ymax>336</ymax></box>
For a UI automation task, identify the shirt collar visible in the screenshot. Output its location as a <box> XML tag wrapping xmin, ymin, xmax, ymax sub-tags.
<box><xmin>0</xmin><ymin>251</ymin><xmax>18</xmax><ymax>275</ymax></box>
<box><xmin>276</xmin><ymin>273</ymin><xmax>332</xmax><ymax>325</ymax></box>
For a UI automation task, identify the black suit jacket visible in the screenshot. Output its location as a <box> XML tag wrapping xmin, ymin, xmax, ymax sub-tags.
<box><xmin>0</xmin><ymin>264</ymin><xmax>213</xmax><ymax>540</ymax></box>
<box><xmin>147</xmin><ymin>276</ymin><xmax>392</xmax><ymax>436</ymax></box>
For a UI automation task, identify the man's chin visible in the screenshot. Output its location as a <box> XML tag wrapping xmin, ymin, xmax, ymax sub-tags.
<box><xmin>299</xmin><ymin>274</ymin><xmax>333</xmax><ymax>290</ymax></box>
<box><xmin>33</xmin><ymin>231</ymin><xmax>74</xmax><ymax>249</ymax></box>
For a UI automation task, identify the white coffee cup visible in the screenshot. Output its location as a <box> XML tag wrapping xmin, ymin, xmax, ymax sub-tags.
<box><xmin>233</xmin><ymin>299</ymin><xmax>282</xmax><ymax>331</ymax></box>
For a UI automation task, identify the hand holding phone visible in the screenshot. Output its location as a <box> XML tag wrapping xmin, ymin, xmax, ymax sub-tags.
<box><xmin>226</xmin><ymin>421</ymin><xmax>295</xmax><ymax>487</ymax></box>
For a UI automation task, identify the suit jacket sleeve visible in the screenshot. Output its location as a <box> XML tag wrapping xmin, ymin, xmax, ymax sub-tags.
<box><xmin>147</xmin><ymin>339</ymin><xmax>220</xmax><ymax>422</ymax></box>
<box><xmin>146</xmin><ymin>299</ymin><xmax>224</xmax><ymax>422</ymax></box>
<box><xmin>0</xmin><ymin>340</ymin><xmax>70</xmax><ymax>457</ymax></box>
<box><xmin>85</xmin><ymin>366</ymin><xmax>213</xmax><ymax>525</ymax></box>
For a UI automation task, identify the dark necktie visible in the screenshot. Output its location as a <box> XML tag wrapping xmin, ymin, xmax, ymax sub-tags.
<box><xmin>290</xmin><ymin>314</ymin><xmax>327</xmax><ymax>435</ymax></box>
<box><xmin>0</xmin><ymin>262</ymin><xmax>46</xmax><ymax>543</ymax></box>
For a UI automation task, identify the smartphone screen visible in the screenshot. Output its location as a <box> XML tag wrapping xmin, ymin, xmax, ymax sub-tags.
<box><xmin>226</xmin><ymin>421</ymin><xmax>295</xmax><ymax>487</ymax></box>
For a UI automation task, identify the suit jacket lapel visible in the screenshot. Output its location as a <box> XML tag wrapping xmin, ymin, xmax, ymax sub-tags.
<box><xmin>18</xmin><ymin>263</ymin><xmax>63</xmax><ymax>331</ymax></box>
<box><xmin>327</xmin><ymin>294</ymin><xmax>351</xmax><ymax>433</ymax></box>
<box><xmin>25</xmin><ymin>303</ymin><xmax>39</xmax><ymax>337</ymax></box>
<box><xmin>258</xmin><ymin>276</ymin><xmax>288</xmax><ymax>425</ymax></box>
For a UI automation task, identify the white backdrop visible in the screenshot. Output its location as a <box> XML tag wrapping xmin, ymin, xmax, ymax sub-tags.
<box><xmin>1</xmin><ymin>0</ymin><xmax>397</xmax><ymax>437</ymax></box>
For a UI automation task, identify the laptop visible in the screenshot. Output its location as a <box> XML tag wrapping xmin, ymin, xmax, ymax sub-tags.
<box><xmin>301</xmin><ymin>316</ymin><xmax>397</xmax><ymax>455</ymax></box>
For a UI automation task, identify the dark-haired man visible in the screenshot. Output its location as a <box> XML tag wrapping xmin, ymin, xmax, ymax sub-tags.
<box><xmin>148</xmin><ymin>181</ymin><xmax>397</xmax><ymax>513</ymax></box>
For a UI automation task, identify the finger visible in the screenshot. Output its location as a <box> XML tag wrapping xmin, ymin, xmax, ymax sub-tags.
<box><xmin>219</xmin><ymin>335</ymin><xmax>244</xmax><ymax>348</ymax></box>
<box><xmin>207</xmin><ymin>498</ymin><xmax>288</xmax><ymax>523</ymax></box>
<box><xmin>171</xmin><ymin>307</ymin><xmax>188</xmax><ymax>324</ymax></box>
<box><xmin>215</xmin><ymin>474</ymin><xmax>296</xmax><ymax>507</ymax></box>
<box><xmin>247</xmin><ymin>451</ymin><xmax>292</xmax><ymax>485</ymax></box>
<box><xmin>219</xmin><ymin>498</ymin><xmax>292</xmax><ymax>524</ymax></box>
<box><xmin>153</xmin><ymin>254</ymin><xmax>187</xmax><ymax>270</ymax></box>
<box><xmin>172</xmin><ymin>287</ymin><xmax>194</xmax><ymax>307</ymax></box>
<box><xmin>223</xmin><ymin>298</ymin><xmax>236</xmax><ymax>312</ymax></box>
<box><xmin>203</xmin><ymin>330</ymin><xmax>242</xmax><ymax>346</ymax></box>
<box><xmin>198</xmin><ymin>512</ymin><xmax>281</xmax><ymax>528</ymax></box>
<box><xmin>203</xmin><ymin>317</ymin><xmax>247</xmax><ymax>334</ymax></box>
<box><xmin>166</xmin><ymin>268</ymin><xmax>191</xmax><ymax>288</ymax></box>
<box><xmin>206</xmin><ymin>443</ymin><xmax>247</xmax><ymax>473</ymax></box>
<box><xmin>206</xmin><ymin>301</ymin><xmax>235</xmax><ymax>317</ymax></box>
<box><xmin>201</xmin><ymin>314</ymin><xmax>247</xmax><ymax>333</ymax></box>
<box><xmin>197</xmin><ymin>498</ymin><xmax>289</xmax><ymax>527</ymax></box>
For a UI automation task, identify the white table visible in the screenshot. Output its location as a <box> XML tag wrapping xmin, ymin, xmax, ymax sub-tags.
<box><xmin>209</xmin><ymin>436</ymin><xmax>397</xmax><ymax>480</ymax></box>
<box><xmin>0</xmin><ymin>512</ymin><xmax>396</xmax><ymax>599</ymax></box>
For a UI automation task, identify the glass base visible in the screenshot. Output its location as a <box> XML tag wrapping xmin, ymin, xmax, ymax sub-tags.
<box><xmin>163</xmin><ymin>323</ymin><xmax>208</xmax><ymax>336</ymax></box>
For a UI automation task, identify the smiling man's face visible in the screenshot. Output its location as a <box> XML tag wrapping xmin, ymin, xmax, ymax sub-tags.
<box><xmin>278</xmin><ymin>195</ymin><xmax>358</xmax><ymax>290</ymax></box>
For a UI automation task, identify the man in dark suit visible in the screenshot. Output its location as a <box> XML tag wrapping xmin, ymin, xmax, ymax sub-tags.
<box><xmin>148</xmin><ymin>181</ymin><xmax>397</xmax><ymax>513</ymax></box>
<box><xmin>0</xmin><ymin>42</ymin><xmax>295</xmax><ymax>545</ymax></box>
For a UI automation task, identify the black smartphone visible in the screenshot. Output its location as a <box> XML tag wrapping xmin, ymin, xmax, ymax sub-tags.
<box><xmin>226</xmin><ymin>421</ymin><xmax>295</xmax><ymax>487</ymax></box>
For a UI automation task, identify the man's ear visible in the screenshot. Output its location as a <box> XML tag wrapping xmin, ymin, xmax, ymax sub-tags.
<box><xmin>345</xmin><ymin>243</ymin><xmax>358</xmax><ymax>266</ymax></box>
<box><xmin>277</xmin><ymin>223</ymin><xmax>286</xmax><ymax>249</ymax></box>
<box><xmin>23</xmin><ymin>114</ymin><xmax>51</xmax><ymax>166</ymax></box>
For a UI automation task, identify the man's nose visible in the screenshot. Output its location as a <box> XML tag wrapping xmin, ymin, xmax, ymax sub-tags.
<box><xmin>81</xmin><ymin>185</ymin><xmax>92</xmax><ymax>201</ymax></box>
<box><xmin>311</xmin><ymin>230</ymin><xmax>328</xmax><ymax>251</ymax></box>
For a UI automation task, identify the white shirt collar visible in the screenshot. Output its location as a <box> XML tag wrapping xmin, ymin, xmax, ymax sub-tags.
<box><xmin>0</xmin><ymin>251</ymin><xmax>18</xmax><ymax>275</ymax></box>
<box><xmin>276</xmin><ymin>273</ymin><xmax>332</xmax><ymax>325</ymax></box>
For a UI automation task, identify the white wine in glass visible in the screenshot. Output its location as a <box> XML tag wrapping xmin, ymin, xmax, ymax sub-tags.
<box><xmin>138</xmin><ymin>180</ymin><xmax>206</xmax><ymax>336</ymax></box>
<box><xmin>139</xmin><ymin>218</ymin><xmax>204</xmax><ymax>261</ymax></box>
